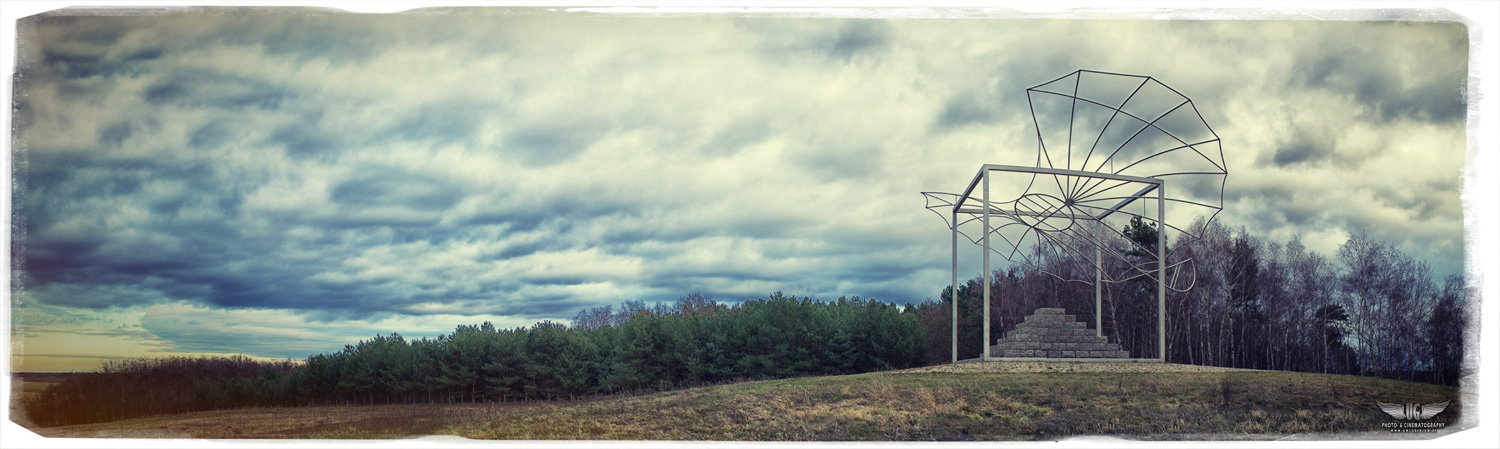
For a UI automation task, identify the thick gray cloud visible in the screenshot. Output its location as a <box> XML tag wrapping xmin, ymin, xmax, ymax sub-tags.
<box><xmin>1289</xmin><ymin>21</ymin><xmax>1468</xmax><ymax>125</ymax></box>
<box><xmin>8</xmin><ymin>8</ymin><xmax>1475</xmax><ymax>360</ymax></box>
<box><xmin>829</xmin><ymin>20</ymin><xmax>893</xmax><ymax>62</ymax></box>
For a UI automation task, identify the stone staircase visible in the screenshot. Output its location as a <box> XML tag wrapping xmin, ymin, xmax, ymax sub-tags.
<box><xmin>989</xmin><ymin>308</ymin><xmax>1131</xmax><ymax>359</ymax></box>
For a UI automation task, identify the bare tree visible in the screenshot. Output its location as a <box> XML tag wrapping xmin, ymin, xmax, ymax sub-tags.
<box><xmin>676</xmin><ymin>292</ymin><xmax>718</xmax><ymax>315</ymax></box>
<box><xmin>1427</xmin><ymin>274</ymin><xmax>1466</xmax><ymax>385</ymax></box>
<box><xmin>570</xmin><ymin>305</ymin><xmax>614</xmax><ymax>330</ymax></box>
<box><xmin>613</xmin><ymin>299</ymin><xmax>649</xmax><ymax>327</ymax></box>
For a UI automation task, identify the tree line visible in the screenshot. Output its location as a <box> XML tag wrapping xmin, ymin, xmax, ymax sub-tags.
<box><xmin>906</xmin><ymin>218</ymin><xmax>1469</xmax><ymax>385</ymax></box>
<box><xmin>23</xmin><ymin>293</ymin><xmax>925</xmax><ymax>427</ymax></box>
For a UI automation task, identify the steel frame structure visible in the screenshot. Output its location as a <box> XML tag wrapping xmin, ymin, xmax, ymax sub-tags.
<box><xmin>922</xmin><ymin>70</ymin><xmax>1227</xmax><ymax>364</ymax></box>
<box><xmin>939</xmin><ymin>164</ymin><xmax>1165</xmax><ymax>363</ymax></box>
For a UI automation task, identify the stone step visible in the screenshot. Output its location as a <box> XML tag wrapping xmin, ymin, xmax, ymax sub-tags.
<box><xmin>994</xmin><ymin>337</ymin><xmax>1121</xmax><ymax>347</ymax></box>
<box><xmin>1002</xmin><ymin>327</ymin><xmax>1098</xmax><ymax>337</ymax></box>
<box><xmin>994</xmin><ymin>349</ymin><xmax>1131</xmax><ymax>358</ymax></box>
<box><xmin>1022</xmin><ymin>312</ymin><xmax>1078</xmax><ymax>321</ymax></box>
<box><xmin>1014</xmin><ymin>321</ymin><xmax>1087</xmax><ymax>332</ymax></box>
<box><xmin>1000</xmin><ymin>332</ymin><xmax>1106</xmax><ymax>342</ymax></box>
<box><xmin>1012</xmin><ymin>322</ymin><xmax>1087</xmax><ymax>332</ymax></box>
<box><xmin>991</xmin><ymin>341</ymin><xmax>1123</xmax><ymax>352</ymax></box>
<box><xmin>1018</xmin><ymin>316</ymin><xmax>1087</xmax><ymax>328</ymax></box>
<box><xmin>1033</xmin><ymin>308</ymin><xmax>1066</xmax><ymax>315</ymax></box>
<box><xmin>1002</xmin><ymin>334</ymin><xmax>1110</xmax><ymax>345</ymax></box>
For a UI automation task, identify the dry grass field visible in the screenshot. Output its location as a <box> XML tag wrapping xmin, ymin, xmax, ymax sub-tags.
<box><xmin>19</xmin><ymin>403</ymin><xmax>499</xmax><ymax>439</ymax></box>
<box><xmin>11</xmin><ymin>364</ymin><xmax>1464</xmax><ymax>441</ymax></box>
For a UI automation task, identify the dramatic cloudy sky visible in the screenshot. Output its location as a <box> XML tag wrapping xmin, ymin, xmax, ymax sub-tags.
<box><xmin>4</xmin><ymin>5</ymin><xmax>1485</xmax><ymax>371</ymax></box>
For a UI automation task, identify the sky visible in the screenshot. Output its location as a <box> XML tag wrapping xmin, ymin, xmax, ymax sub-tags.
<box><xmin>2</xmin><ymin>4</ymin><xmax>1490</xmax><ymax>373</ymax></box>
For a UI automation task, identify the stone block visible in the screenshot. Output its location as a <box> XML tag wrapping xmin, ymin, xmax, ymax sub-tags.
<box><xmin>1024</xmin><ymin>317</ymin><xmax>1064</xmax><ymax>327</ymax></box>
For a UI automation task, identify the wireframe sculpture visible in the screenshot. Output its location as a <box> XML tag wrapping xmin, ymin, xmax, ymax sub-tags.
<box><xmin>923</xmin><ymin>70</ymin><xmax>1227</xmax><ymax>362</ymax></box>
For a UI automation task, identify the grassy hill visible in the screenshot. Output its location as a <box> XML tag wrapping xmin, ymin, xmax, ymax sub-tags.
<box><xmin>16</xmin><ymin>363</ymin><xmax>1463</xmax><ymax>441</ymax></box>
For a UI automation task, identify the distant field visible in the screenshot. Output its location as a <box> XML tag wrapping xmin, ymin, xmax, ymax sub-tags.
<box><xmin>14</xmin><ymin>378</ymin><xmax>64</xmax><ymax>396</ymax></box>
<box><xmin>10</xmin><ymin>376</ymin><xmax>68</xmax><ymax>429</ymax></box>
<box><xmin>13</xmin><ymin>364</ymin><xmax>1464</xmax><ymax>441</ymax></box>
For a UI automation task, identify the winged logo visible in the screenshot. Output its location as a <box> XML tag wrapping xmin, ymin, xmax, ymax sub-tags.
<box><xmin>1377</xmin><ymin>401</ymin><xmax>1449</xmax><ymax>420</ymax></box>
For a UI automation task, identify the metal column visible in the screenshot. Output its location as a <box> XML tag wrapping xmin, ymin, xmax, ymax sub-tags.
<box><xmin>982</xmin><ymin>170</ymin><xmax>991</xmax><ymax>362</ymax></box>
<box><xmin>1157</xmin><ymin>184</ymin><xmax>1166</xmax><ymax>361</ymax></box>
<box><xmin>1095</xmin><ymin>242</ymin><xmax>1102</xmax><ymax>338</ymax></box>
<box><xmin>951</xmin><ymin>209</ymin><xmax>958</xmax><ymax>364</ymax></box>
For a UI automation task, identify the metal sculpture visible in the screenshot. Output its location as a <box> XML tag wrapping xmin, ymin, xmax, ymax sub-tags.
<box><xmin>923</xmin><ymin>70</ymin><xmax>1227</xmax><ymax>362</ymax></box>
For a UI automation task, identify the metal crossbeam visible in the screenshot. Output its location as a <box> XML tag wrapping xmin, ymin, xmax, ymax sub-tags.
<box><xmin>955</xmin><ymin>208</ymin><xmax>1093</xmax><ymax>220</ymax></box>
<box><xmin>956</xmin><ymin>165</ymin><xmax>1160</xmax><ymax>214</ymax></box>
<box><xmin>1095</xmin><ymin>184</ymin><xmax>1159</xmax><ymax>221</ymax></box>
